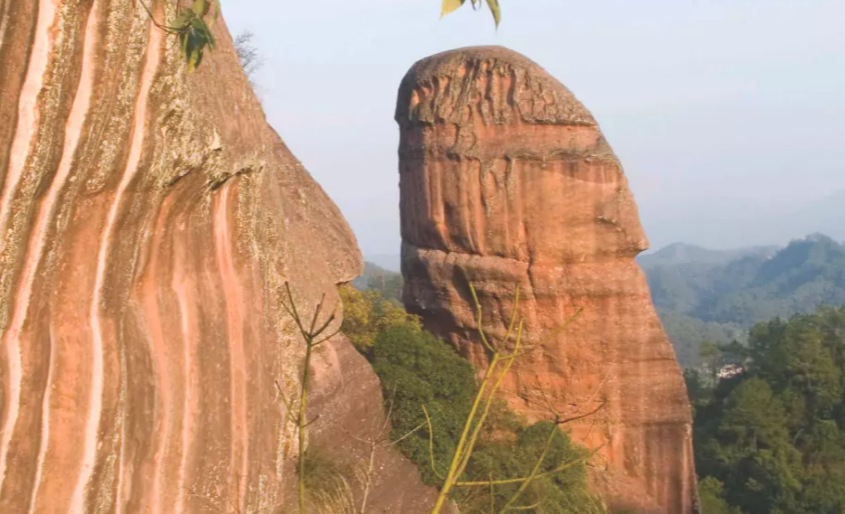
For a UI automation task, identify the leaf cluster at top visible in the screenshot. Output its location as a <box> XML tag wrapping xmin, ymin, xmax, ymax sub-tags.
<box><xmin>141</xmin><ymin>0</ymin><xmax>504</xmax><ymax>73</ymax></box>
<box><xmin>442</xmin><ymin>0</ymin><xmax>502</xmax><ymax>27</ymax></box>
<box><xmin>175</xmin><ymin>0</ymin><xmax>218</xmax><ymax>72</ymax></box>
<box><xmin>138</xmin><ymin>0</ymin><xmax>219</xmax><ymax>71</ymax></box>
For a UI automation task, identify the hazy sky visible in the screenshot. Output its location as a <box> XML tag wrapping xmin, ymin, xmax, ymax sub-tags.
<box><xmin>223</xmin><ymin>0</ymin><xmax>845</xmax><ymax>257</ymax></box>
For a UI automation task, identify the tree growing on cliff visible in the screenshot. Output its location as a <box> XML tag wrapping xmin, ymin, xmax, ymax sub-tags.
<box><xmin>233</xmin><ymin>30</ymin><xmax>264</xmax><ymax>85</ymax></box>
<box><xmin>340</xmin><ymin>284</ymin><xmax>419</xmax><ymax>353</ymax></box>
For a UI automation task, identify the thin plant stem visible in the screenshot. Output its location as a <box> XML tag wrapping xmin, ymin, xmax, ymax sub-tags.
<box><xmin>298</xmin><ymin>340</ymin><xmax>312</xmax><ymax>514</ymax></box>
<box><xmin>280</xmin><ymin>282</ymin><xmax>340</xmax><ymax>514</ymax></box>
<box><xmin>455</xmin><ymin>321</ymin><xmax>524</xmax><ymax>479</ymax></box>
<box><xmin>454</xmin><ymin>451</ymin><xmax>598</xmax><ymax>487</ymax></box>
<box><xmin>428</xmin><ymin>350</ymin><xmax>504</xmax><ymax>514</ymax></box>
<box><xmin>137</xmin><ymin>0</ymin><xmax>185</xmax><ymax>33</ymax></box>
<box><xmin>497</xmin><ymin>422</ymin><xmax>557</xmax><ymax>513</ymax></box>
<box><xmin>429</xmin><ymin>285</ymin><xmax>521</xmax><ymax>514</ymax></box>
<box><xmin>428</xmin><ymin>282</ymin><xmax>593</xmax><ymax>514</ymax></box>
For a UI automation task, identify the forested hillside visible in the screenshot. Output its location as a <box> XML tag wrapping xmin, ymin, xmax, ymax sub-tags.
<box><xmin>352</xmin><ymin>261</ymin><xmax>404</xmax><ymax>302</ymax></box>
<box><xmin>689</xmin><ymin>307</ymin><xmax>845</xmax><ymax>514</ymax></box>
<box><xmin>638</xmin><ymin>242</ymin><xmax>778</xmax><ymax>270</ymax></box>
<box><xmin>643</xmin><ymin>235</ymin><xmax>845</xmax><ymax>366</ymax></box>
<box><xmin>338</xmin><ymin>285</ymin><xmax>603</xmax><ymax>513</ymax></box>
<box><xmin>356</xmin><ymin>236</ymin><xmax>845</xmax><ymax>512</ymax></box>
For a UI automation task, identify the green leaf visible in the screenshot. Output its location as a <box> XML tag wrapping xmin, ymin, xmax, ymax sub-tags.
<box><xmin>485</xmin><ymin>0</ymin><xmax>501</xmax><ymax>27</ymax></box>
<box><xmin>187</xmin><ymin>46</ymin><xmax>204</xmax><ymax>72</ymax></box>
<box><xmin>191</xmin><ymin>18</ymin><xmax>214</xmax><ymax>50</ymax></box>
<box><xmin>204</xmin><ymin>23</ymin><xmax>216</xmax><ymax>48</ymax></box>
<box><xmin>180</xmin><ymin>30</ymin><xmax>190</xmax><ymax>58</ymax></box>
<box><xmin>192</xmin><ymin>0</ymin><xmax>209</xmax><ymax>17</ymax></box>
<box><xmin>190</xmin><ymin>18</ymin><xmax>206</xmax><ymax>33</ymax></box>
<box><xmin>182</xmin><ymin>26</ymin><xmax>201</xmax><ymax>68</ymax></box>
<box><xmin>179</xmin><ymin>19</ymin><xmax>214</xmax><ymax>71</ymax></box>
<box><xmin>174</xmin><ymin>9</ymin><xmax>193</xmax><ymax>29</ymax></box>
<box><xmin>441</xmin><ymin>0</ymin><xmax>465</xmax><ymax>18</ymax></box>
<box><xmin>209</xmin><ymin>0</ymin><xmax>220</xmax><ymax>23</ymax></box>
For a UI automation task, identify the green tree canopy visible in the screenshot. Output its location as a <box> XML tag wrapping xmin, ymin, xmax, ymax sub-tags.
<box><xmin>692</xmin><ymin>306</ymin><xmax>845</xmax><ymax>514</ymax></box>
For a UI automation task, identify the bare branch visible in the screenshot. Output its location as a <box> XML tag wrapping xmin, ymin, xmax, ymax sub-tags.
<box><xmin>468</xmin><ymin>282</ymin><xmax>495</xmax><ymax>353</ymax></box>
<box><xmin>309</xmin><ymin>292</ymin><xmax>327</xmax><ymax>334</ymax></box>
<box><xmin>274</xmin><ymin>380</ymin><xmax>298</xmax><ymax>421</ymax></box>
<box><xmin>389</xmin><ymin>422</ymin><xmax>426</xmax><ymax>446</ymax></box>
<box><xmin>455</xmin><ymin>447</ymin><xmax>603</xmax><ymax>488</ymax></box>
<box><xmin>421</xmin><ymin>405</ymin><xmax>445</xmax><ymax>480</ymax></box>
<box><xmin>500</xmin><ymin>285</ymin><xmax>521</xmax><ymax>347</ymax></box>
<box><xmin>456</xmin><ymin>459</ymin><xmax>584</xmax><ymax>488</ymax></box>
<box><xmin>536</xmin><ymin>308</ymin><xmax>584</xmax><ymax>347</ymax></box>
<box><xmin>312</xmin><ymin>309</ymin><xmax>338</xmax><ymax>340</ymax></box>
<box><xmin>489</xmin><ymin>472</ymin><xmax>495</xmax><ymax>514</ymax></box>
<box><xmin>312</xmin><ymin>327</ymin><xmax>342</xmax><ymax>347</ymax></box>
<box><xmin>498</xmin><ymin>418</ymin><xmax>558</xmax><ymax>513</ymax></box>
<box><xmin>282</xmin><ymin>282</ymin><xmax>306</xmax><ymax>336</ymax></box>
<box><xmin>233</xmin><ymin>30</ymin><xmax>265</xmax><ymax>83</ymax></box>
<box><xmin>508</xmin><ymin>502</ymin><xmax>542</xmax><ymax>511</ymax></box>
<box><xmin>454</xmin><ymin>322</ymin><xmax>524</xmax><ymax>479</ymax></box>
<box><xmin>381</xmin><ymin>386</ymin><xmax>399</xmax><ymax>436</ymax></box>
<box><xmin>556</xmin><ymin>401</ymin><xmax>606</xmax><ymax>427</ymax></box>
<box><xmin>137</xmin><ymin>0</ymin><xmax>183</xmax><ymax>33</ymax></box>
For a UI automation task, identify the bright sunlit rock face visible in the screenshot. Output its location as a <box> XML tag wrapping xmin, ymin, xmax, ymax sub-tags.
<box><xmin>0</xmin><ymin>1</ymin><xmax>440</xmax><ymax>513</ymax></box>
<box><xmin>397</xmin><ymin>46</ymin><xmax>698</xmax><ymax>514</ymax></box>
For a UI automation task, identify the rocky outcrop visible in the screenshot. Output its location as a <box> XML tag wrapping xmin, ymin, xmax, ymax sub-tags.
<box><xmin>396</xmin><ymin>46</ymin><xmax>698</xmax><ymax>513</ymax></box>
<box><xmin>0</xmin><ymin>1</ymin><xmax>436</xmax><ymax>512</ymax></box>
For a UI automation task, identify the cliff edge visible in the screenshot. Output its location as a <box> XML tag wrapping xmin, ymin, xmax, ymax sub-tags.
<box><xmin>0</xmin><ymin>1</ymin><xmax>437</xmax><ymax>512</ymax></box>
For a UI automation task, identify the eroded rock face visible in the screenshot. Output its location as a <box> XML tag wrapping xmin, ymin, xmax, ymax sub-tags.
<box><xmin>0</xmin><ymin>1</ymin><xmax>436</xmax><ymax>512</ymax></box>
<box><xmin>397</xmin><ymin>46</ymin><xmax>698</xmax><ymax>513</ymax></box>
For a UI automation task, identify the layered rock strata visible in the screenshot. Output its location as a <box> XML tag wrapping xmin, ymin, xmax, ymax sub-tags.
<box><xmin>396</xmin><ymin>46</ymin><xmax>698</xmax><ymax>514</ymax></box>
<box><xmin>0</xmin><ymin>1</ymin><xmax>436</xmax><ymax>512</ymax></box>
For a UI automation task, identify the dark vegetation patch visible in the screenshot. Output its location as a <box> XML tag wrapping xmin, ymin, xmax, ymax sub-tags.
<box><xmin>340</xmin><ymin>285</ymin><xmax>602</xmax><ymax>513</ymax></box>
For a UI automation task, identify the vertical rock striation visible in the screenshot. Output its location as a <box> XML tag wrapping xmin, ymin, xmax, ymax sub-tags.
<box><xmin>396</xmin><ymin>46</ymin><xmax>698</xmax><ymax>513</ymax></box>
<box><xmin>0</xmin><ymin>1</ymin><xmax>437</xmax><ymax>512</ymax></box>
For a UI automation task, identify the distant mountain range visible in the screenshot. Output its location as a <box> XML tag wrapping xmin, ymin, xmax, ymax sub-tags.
<box><xmin>644</xmin><ymin>234</ymin><xmax>845</xmax><ymax>366</ymax></box>
<box><xmin>637</xmin><ymin>243</ymin><xmax>779</xmax><ymax>269</ymax></box>
<box><xmin>363</xmin><ymin>253</ymin><xmax>401</xmax><ymax>273</ymax></box>
<box><xmin>363</xmin><ymin>233</ymin><xmax>845</xmax><ymax>368</ymax></box>
<box><xmin>352</xmin><ymin>261</ymin><xmax>403</xmax><ymax>302</ymax></box>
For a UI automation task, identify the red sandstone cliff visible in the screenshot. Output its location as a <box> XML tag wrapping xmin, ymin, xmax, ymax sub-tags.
<box><xmin>396</xmin><ymin>46</ymin><xmax>699</xmax><ymax>514</ymax></box>
<box><xmin>0</xmin><ymin>1</ymin><xmax>437</xmax><ymax>512</ymax></box>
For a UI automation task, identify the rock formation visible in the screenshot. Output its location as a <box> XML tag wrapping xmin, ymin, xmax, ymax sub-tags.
<box><xmin>0</xmin><ymin>1</ymin><xmax>437</xmax><ymax>512</ymax></box>
<box><xmin>397</xmin><ymin>46</ymin><xmax>698</xmax><ymax>514</ymax></box>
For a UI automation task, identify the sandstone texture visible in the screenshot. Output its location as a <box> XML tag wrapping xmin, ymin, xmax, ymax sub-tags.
<box><xmin>396</xmin><ymin>46</ymin><xmax>698</xmax><ymax>514</ymax></box>
<box><xmin>0</xmin><ymin>1</ymin><xmax>437</xmax><ymax>512</ymax></box>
